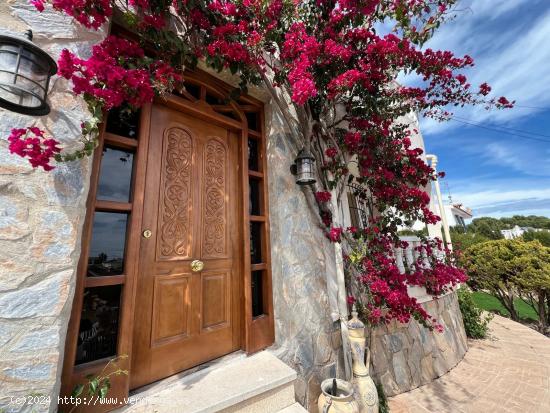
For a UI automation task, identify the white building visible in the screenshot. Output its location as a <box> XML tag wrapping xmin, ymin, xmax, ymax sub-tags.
<box><xmin>425</xmin><ymin>200</ymin><xmax>474</xmax><ymax>249</ymax></box>
<box><xmin>501</xmin><ymin>225</ymin><xmax>546</xmax><ymax>239</ymax></box>
<box><xmin>501</xmin><ymin>225</ymin><xmax>525</xmax><ymax>239</ymax></box>
<box><xmin>444</xmin><ymin>203</ymin><xmax>473</xmax><ymax>230</ymax></box>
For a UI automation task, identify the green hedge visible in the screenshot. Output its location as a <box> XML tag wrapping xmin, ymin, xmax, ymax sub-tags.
<box><xmin>458</xmin><ymin>288</ymin><xmax>492</xmax><ymax>339</ymax></box>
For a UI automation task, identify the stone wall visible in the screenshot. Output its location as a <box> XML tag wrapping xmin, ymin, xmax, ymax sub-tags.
<box><xmin>371</xmin><ymin>291</ymin><xmax>468</xmax><ymax>396</ymax></box>
<box><xmin>265</xmin><ymin>106</ymin><xmax>345</xmax><ymax>412</ymax></box>
<box><xmin>0</xmin><ymin>2</ymin><xmax>105</xmax><ymax>412</ymax></box>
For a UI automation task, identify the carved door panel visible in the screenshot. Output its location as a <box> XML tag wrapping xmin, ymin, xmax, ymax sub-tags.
<box><xmin>131</xmin><ymin>103</ymin><xmax>241</xmax><ymax>389</ymax></box>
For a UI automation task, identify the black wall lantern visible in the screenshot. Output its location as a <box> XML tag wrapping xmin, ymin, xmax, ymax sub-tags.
<box><xmin>290</xmin><ymin>147</ymin><xmax>316</xmax><ymax>185</ymax></box>
<box><xmin>0</xmin><ymin>30</ymin><xmax>57</xmax><ymax>116</ymax></box>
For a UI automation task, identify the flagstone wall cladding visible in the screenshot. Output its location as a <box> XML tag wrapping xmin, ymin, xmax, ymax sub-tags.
<box><xmin>370</xmin><ymin>291</ymin><xmax>468</xmax><ymax>396</ymax></box>
<box><xmin>265</xmin><ymin>106</ymin><xmax>346</xmax><ymax>412</ymax></box>
<box><xmin>0</xmin><ymin>2</ymin><xmax>106</xmax><ymax>412</ymax></box>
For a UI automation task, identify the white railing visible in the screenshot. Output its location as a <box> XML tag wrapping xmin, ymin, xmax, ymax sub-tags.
<box><xmin>394</xmin><ymin>236</ymin><xmax>425</xmax><ymax>273</ymax></box>
<box><xmin>395</xmin><ymin>236</ymin><xmax>453</xmax><ymax>304</ymax></box>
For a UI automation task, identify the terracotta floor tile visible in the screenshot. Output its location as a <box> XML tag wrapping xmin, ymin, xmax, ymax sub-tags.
<box><xmin>389</xmin><ymin>316</ymin><xmax>550</xmax><ymax>413</ymax></box>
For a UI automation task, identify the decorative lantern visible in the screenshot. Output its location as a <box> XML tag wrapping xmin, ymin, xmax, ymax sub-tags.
<box><xmin>0</xmin><ymin>30</ymin><xmax>57</xmax><ymax>116</ymax></box>
<box><xmin>290</xmin><ymin>147</ymin><xmax>316</xmax><ymax>185</ymax></box>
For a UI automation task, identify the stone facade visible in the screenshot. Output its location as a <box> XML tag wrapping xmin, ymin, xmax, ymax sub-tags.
<box><xmin>0</xmin><ymin>2</ymin><xmax>106</xmax><ymax>411</ymax></box>
<box><xmin>371</xmin><ymin>291</ymin><xmax>468</xmax><ymax>396</ymax></box>
<box><xmin>265</xmin><ymin>106</ymin><xmax>345</xmax><ymax>412</ymax></box>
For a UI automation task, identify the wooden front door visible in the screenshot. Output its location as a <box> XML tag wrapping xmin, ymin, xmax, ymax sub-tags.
<box><xmin>131</xmin><ymin>102</ymin><xmax>242</xmax><ymax>389</ymax></box>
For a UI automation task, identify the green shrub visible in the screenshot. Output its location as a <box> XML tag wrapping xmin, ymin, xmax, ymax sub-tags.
<box><xmin>457</xmin><ymin>287</ymin><xmax>492</xmax><ymax>339</ymax></box>
<box><xmin>376</xmin><ymin>382</ymin><xmax>390</xmax><ymax>413</ymax></box>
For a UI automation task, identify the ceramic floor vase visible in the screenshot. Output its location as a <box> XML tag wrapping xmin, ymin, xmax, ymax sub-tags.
<box><xmin>347</xmin><ymin>305</ymin><xmax>379</xmax><ymax>413</ymax></box>
<box><xmin>352</xmin><ymin>374</ymin><xmax>379</xmax><ymax>413</ymax></box>
<box><xmin>318</xmin><ymin>378</ymin><xmax>360</xmax><ymax>413</ymax></box>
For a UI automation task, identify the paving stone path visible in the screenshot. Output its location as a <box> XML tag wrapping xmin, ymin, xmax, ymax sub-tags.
<box><xmin>388</xmin><ymin>315</ymin><xmax>550</xmax><ymax>413</ymax></box>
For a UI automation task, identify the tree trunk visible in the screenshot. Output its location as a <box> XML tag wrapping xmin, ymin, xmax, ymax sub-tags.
<box><xmin>507</xmin><ymin>305</ymin><xmax>519</xmax><ymax>322</ymax></box>
<box><xmin>498</xmin><ymin>289</ymin><xmax>519</xmax><ymax>321</ymax></box>
<box><xmin>538</xmin><ymin>290</ymin><xmax>548</xmax><ymax>331</ymax></box>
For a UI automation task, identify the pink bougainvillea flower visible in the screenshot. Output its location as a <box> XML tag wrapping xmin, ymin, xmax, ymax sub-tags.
<box><xmin>30</xmin><ymin>0</ymin><xmax>45</xmax><ymax>12</ymax></box>
<box><xmin>31</xmin><ymin>0</ymin><xmax>112</xmax><ymax>29</ymax></box>
<box><xmin>479</xmin><ymin>82</ymin><xmax>492</xmax><ymax>96</ymax></box>
<box><xmin>315</xmin><ymin>191</ymin><xmax>332</xmax><ymax>203</ymax></box>
<box><xmin>325</xmin><ymin>147</ymin><xmax>338</xmax><ymax>158</ymax></box>
<box><xmin>328</xmin><ymin>227</ymin><xmax>343</xmax><ymax>242</ymax></box>
<box><xmin>8</xmin><ymin>127</ymin><xmax>60</xmax><ymax>171</ymax></box>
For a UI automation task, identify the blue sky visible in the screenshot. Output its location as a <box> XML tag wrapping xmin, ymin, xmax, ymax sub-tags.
<box><xmin>412</xmin><ymin>0</ymin><xmax>550</xmax><ymax>219</ymax></box>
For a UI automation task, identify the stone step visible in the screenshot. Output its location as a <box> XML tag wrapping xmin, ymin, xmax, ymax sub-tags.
<box><xmin>277</xmin><ymin>402</ymin><xmax>309</xmax><ymax>412</ymax></box>
<box><xmin>118</xmin><ymin>351</ymin><xmax>298</xmax><ymax>413</ymax></box>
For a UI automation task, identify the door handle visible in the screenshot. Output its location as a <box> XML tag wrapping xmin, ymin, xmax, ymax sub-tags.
<box><xmin>191</xmin><ymin>260</ymin><xmax>204</xmax><ymax>272</ymax></box>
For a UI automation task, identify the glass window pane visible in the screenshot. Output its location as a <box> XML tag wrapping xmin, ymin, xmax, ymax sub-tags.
<box><xmin>75</xmin><ymin>285</ymin><xmax>121</xmax><ymax>365</ymax></box>
<box><xmin>19</xmin><ymin>56</ymin><xmax>48</xmax><ymax>83</ymax></box>
<box><xmin>248</xmin><ymin>138</ymin><xmax>259</xmax><ymax>171</ymax></box>
<box><xmin>87</xmin><ymin>212</ymin><xmax>128</xmax><ymax>277</ymax></box>
<box><xmin>249</xmin><ymin>178</ymin><xmax>261</xmax><ymax>216</ymax></box>
<box><xmin>184</xmin><ymin>83</ymin><xmax>200</xmax><ymax>99</ymax></box>
<box><xmin>246</xmin><ymin>112</ymin><xmax>259</xmax><ymax>131</ymax></box>
<box><xmin>97</xmin><ymin>146</ymin><xmax>134</xmax><ymax>202</ymax></box>
<box><xmin>105</xmin><ymin>105</ymin><xmax>140</xmax><ymax>139</ymax></box>
<box><xmin>224</xmin><ymin>110</ymin><xmax>239</xmax><ymax>121</ymax></box>
<box><xmin>250</xmin><ymin>222</ymin><xmax>263</xmax><ymax>264</ymax></box>
<box><xmin>205</xmin><ymin>92</ymin><xmax>223</xmax><ymax>105</ymax></box>
<box><xmin>0</xmin><ymin>46</ymin><xmax>19</xmax><ymax>70</ymax></box>
<box><xmin>0</xmin><ymin>79</ymin><xmax>40</xmax><ymax>107</ymax></box>
<box><xmin>252</xmin><ymin>270</ymin><xmax>264</xmax><ymax>318</ymax></box>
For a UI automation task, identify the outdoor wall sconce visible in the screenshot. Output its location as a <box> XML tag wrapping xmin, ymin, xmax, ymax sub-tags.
<box><xmin>290</xmin><ymin>147</ymin><xmax>316</xmax><ymax>185</ymax></box>
<box><xmin>0</xmin><ymin>30</ymin><xmax>57</xmax><ymax>116</ymax></box>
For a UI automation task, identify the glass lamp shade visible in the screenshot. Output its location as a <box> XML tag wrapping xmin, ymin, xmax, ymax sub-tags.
<box><xmin>0</xmin><ymin>30</ymin><xmax>57</xmax><ymax>116</ymax></box>
<box><xmin>293</xmin><ymin>148</ymin><xmax>316</xmax><ymax>185</ymax></box>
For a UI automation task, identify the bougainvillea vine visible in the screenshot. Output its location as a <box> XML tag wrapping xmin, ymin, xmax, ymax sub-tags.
<box><xmin>9</xmin><ymin>0</ymin><xmax>514</xmax><ymax>330</ymax></box>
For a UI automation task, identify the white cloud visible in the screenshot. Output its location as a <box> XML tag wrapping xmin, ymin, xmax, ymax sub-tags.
<box><xmin>474</xmin><ymin>200</ymin><xmax>550</xmax><ymax>217</ymax></box>
<box><xmin>414</xmin><ymin>1</ymin><xmax>550</xmax><ymax>135</ymax></box>
<box><xmin>454</xmin><ymin>187</ymin><xmax>550</xmax><ymax>208</ymax></box>
<box><xmin>441</xmin><ymin>177</ymin><xmax>550</xmax><ymax>218</ymax></box>
<box><xmin>469</xmin><ymin>0</ymin><xmax>533</xmax><ymax>20</ymax></box>
<box><xmin>425</xmin><ymin>127</ymin><xmax>550</xmax><ymax>178</ymax></box>
<box><xmin>410</xmin><ymin>1</ymin><xmax>550</xmax><ymax>218</ymax></box>
<box><xmin>481</xmin><ymin>141</ymin><xmax>550</xmax><ymax>176</ymax></box>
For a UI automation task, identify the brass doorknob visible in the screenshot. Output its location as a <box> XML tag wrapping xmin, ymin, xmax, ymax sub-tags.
<box><xmin>142</xmin><ymin>229</ymin><xmax>152</xmax><ymax>238</ymax></box>
<box><xmin>191</xmin><ymin>260</ymin><xmax>204</xmax><ymax>272</ymax></box>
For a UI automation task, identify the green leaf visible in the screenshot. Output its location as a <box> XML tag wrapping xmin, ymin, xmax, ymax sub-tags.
<box><xmin>93</xmin><ymin>105</ymin><xmax>103</xmax><ymax>119</ymax></box>
<box><xmin>99</xmin><ymin>386</ymin><xmax>109</xmax><ymax>399</ymax></box>
<box><xmin>72</xmin><ymin>384</ymin><xmax>84</xmax><ymax>398</ymax></box>
<box><xmin>89</xmin><ymin>378</ymin><xmax>99</xmax><ymax>395</ymax></box>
